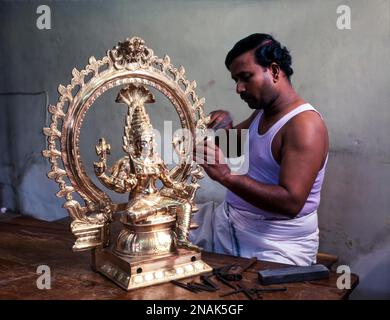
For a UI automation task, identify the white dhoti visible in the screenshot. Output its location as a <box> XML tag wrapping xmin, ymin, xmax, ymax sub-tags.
<box><xmin>189</xmin><ymin>201</ymin><xmax>319</xmax><ymax>266</ymax></box>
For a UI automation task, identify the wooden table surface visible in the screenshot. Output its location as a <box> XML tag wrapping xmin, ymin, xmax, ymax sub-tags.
<box><xmin>0</xmin><ymin>213</ymin><xmax>358</xmax><ymax>300</ymax></box>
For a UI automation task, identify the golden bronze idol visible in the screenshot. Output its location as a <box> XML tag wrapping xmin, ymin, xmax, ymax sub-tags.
<box><xmin>43</xmin><ymin>36</ymin><xmax>212</xmax><ymax>290</ymax></box>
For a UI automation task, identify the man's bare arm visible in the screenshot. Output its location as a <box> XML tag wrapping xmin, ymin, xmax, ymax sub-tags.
<box><xmin>202</xmin><ymin>112</ymin><xmax>328</xmax><ymax>218</ymax></box>
<box><xmin>208</xmin><ymin>109</ymin><xmax>259</xmax><ymax>157</ymax></box>
<box><xmin>208</xmin><ymin>109</ymin><xmax>259</xmax><ymax>131</ymax></box>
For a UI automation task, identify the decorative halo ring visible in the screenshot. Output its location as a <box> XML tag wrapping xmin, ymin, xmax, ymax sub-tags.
<box><xmin>42</xmin><ymin>37</ymin><xmax>209</xmax><ymax>249</ymax></box>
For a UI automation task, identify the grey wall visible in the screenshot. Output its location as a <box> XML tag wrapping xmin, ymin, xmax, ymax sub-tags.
<box><xmin>1</xmin><ymin>0</ymin><xmax>389</xmax><ymax>299</ymax></box>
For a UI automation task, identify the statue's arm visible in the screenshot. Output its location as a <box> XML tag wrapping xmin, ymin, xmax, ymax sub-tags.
<box><xmin>159</xmin><ymin>164</ymin><xmax>200</xmax><ymax>203</ymax></box>
<box><xmin>94</xmin><ymin>157</ymin><xmax>137</xmax><ymax>193</ymax></box>
<box><xmin>94</xmin><ymin>138</ymin><xmax>137</xmax><ymax>193</ymax></box>
<box><xmin>159</xmin><ymin>164</ymin><xmax>185</xmax><ymax>190</ymax></box>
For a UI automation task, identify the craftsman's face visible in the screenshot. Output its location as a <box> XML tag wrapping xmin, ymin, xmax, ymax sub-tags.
<box><xmin>228</xmin><ymin>50</ymin><xmax>275</xmax><ymax>110</ymax></box>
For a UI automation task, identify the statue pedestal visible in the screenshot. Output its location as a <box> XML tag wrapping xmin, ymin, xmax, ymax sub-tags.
<box><xmin>91</xmin><ymin>215</ymin><xmax>212</xmax><ymax>291</ymax></box>
<box><xmin>92</xmin><ymin>247</ymin><xmax>212</xmax><ymax>290</ymax></box>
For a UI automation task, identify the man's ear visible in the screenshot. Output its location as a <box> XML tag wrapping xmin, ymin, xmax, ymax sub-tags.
<box><xmin>270</xmin><ymin>62</ymin><xmax>280</xmax><ymax>83</ymax></box>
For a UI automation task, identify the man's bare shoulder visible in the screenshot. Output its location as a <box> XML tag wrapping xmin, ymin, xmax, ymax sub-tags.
<box><xmin>284</xmin><ymin>109</ymin><xmax>327</xmax><ymax>136</ymax></box>
<box><xmin>282</xmin><ymin>109</ymin><xmax>328</xmax><ymax>153</ymax></box>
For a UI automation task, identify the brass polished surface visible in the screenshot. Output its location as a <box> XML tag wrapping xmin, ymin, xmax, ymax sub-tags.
<box><xmin>42</xmin><ymin>36</ymin><xmax>212</xmax><ymax>290</ymax></box>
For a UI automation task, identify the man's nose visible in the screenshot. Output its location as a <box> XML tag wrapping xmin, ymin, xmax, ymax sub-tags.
<box><xmin>236</xmin><ymin>82</ymin><xmax>246</xmax><ymax>94</ymax></box>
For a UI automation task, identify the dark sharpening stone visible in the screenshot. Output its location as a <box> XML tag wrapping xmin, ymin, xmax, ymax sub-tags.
<box><xmin>258</xmin><ymin>264</ymin><xmax>330</xmax><ymax>285</ymax></box>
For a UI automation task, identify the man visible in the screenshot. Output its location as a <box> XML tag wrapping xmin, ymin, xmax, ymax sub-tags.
<box><xmin>191</xmin><ymin>33</ymin><xmax>329</xmax><ymax>266</ymax></box>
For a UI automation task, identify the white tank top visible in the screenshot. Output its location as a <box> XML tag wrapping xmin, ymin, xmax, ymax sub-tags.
<box><xmin>225</xmin><ymin>103</ymin><xmax>328</xmax><ymax>220</ymax></box>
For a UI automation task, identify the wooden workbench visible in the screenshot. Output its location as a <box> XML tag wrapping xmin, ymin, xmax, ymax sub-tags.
<box><xmin>0</xmin><ymin>213</ymin><xmax>358</xmax><ymax>300</ymax></box>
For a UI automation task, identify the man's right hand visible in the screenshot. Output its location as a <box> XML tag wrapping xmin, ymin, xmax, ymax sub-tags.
<box><xmin>207</xmin><ymin>110</ymin><xmax>233</xmax><ymax>130</ymax></box>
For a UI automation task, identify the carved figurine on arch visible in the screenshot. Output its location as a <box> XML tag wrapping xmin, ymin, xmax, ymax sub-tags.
<box><xmin>43</xmin><ymin>36</ymin><xmax>212</xmax><ymax>290</ymax></box>
<box><xmin>94</xmin><ymin>83</ymin><xmax>200</xmax><ymax>253</ymax></box>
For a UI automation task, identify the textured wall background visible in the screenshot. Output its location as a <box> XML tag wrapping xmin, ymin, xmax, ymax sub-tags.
<box><xmin>1</xmin><ymin>0</ymin><xmax>389</xmax><ymax>299</ymax></box>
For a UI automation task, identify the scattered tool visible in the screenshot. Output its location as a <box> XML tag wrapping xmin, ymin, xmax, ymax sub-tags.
<box><xmin>171</xmin><ymin>280</ymin><xmax>199</xmax><ymax>293</ymax></box>
<box><xmin>237</xmin><ymin>282</ymin><xmax>255</xmax><ymax>300</ymax></box>
<box><xmin>219</xmin><ymin>284</ymin><xmax>254</xmax><ymax>299</ymax></box>
<box><xmin>213</xmin><ymin>264</ymin><xmax>236</xmax><ymax>277</ymax></box>
<box><xmin>200</xmin><ymin>274</ymin><xmax>219</xmax><ymax>290</ymax></box>
<box><xmin>215</xmin><ymin>273</ymin><xmax>239</xmax><ymax>290</ymax></box>
<box><xmin>188</xmin><ymin>282</ymin><xmax>217</xmax><ymax>292</ymax></box>
<box><xmin>220</xmin><ymin>284</ymin><xmax>287</xmax><ymax>299</ymax></box>
<box><xmin>213</xmin><ymin>257</ymin><xmax>257</xmax><ymax>281</ymax></box>
<box><xmin>227</xmin><ymin>257</ymin><xmax>258</xmax><ymax>281</ymax></box>
<box><xmin>171</xmin><ymin>278</ymin><xmax>218</xmax><ymax>293</ymax></box>
<box><xmin>170</xmin><ymin>257</ymin><xmax>291</xmax><ymax>300</ymax></box>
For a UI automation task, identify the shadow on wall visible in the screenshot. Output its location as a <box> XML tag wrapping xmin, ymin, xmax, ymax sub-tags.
<box><xmin>18</xmin><ymin>162</ymin><xmax>67</xmax><ymax>221</ymax></box>
<box><xmin>0</xmin><ymin>93</ymin><xmax>58</xmax><ymax>219</ymax></box>
<box><xmin>349</xmin><ymin>234</ymin><xmax>390</xmax><ymax>299</ymax></box>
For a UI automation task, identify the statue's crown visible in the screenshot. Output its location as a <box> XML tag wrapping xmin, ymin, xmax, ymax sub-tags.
<box><xmin>116</xmin><ymin>84</ymin><xmax>157</xmax><ymax>155</ymax></box>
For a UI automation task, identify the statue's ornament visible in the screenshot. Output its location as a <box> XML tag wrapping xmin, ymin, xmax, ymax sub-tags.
<box><xmin>43</xmin><ymin>36</ymin><xmax>212</xmax><ymax>290</ymax></box>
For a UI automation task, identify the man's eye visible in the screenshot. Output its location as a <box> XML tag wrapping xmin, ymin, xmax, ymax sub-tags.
<box><xmin>242</xmin><ymin>74</ymin><xmax>252</xmax><ymax>81</ymax></box>
<box><xmin>232</xmin><ymin>73</ymin><xmax>252</xmax><ymax>83</ymax></box>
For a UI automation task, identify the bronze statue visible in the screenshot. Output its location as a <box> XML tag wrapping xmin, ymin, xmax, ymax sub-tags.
<box><xmin>43</xmin><ymin>37</ymin><xmax>212</xmax><ymax>290</ymax></box>
<box><xmin>94</xmin><ymin>84</ymin><xmax>199</xmax><ymax>252</ymax></box>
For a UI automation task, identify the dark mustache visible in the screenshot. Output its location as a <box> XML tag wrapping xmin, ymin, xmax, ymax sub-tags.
<box><xmin>240</xmin><ymin>93</ymin><xmax>253</xmax><ymax>101</ymax></box>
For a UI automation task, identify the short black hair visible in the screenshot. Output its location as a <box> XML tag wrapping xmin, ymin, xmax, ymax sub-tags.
<box><xmin>225</xmin><ymin>33</ymin><xmax>293</xmax><ymax>80</ymax></box>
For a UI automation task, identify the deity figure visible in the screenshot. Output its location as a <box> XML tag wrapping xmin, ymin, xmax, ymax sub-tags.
<box><xmin>93</xmin><ymin>84</ymin><xmax>199</xmax><ymax>252</ymax></box>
